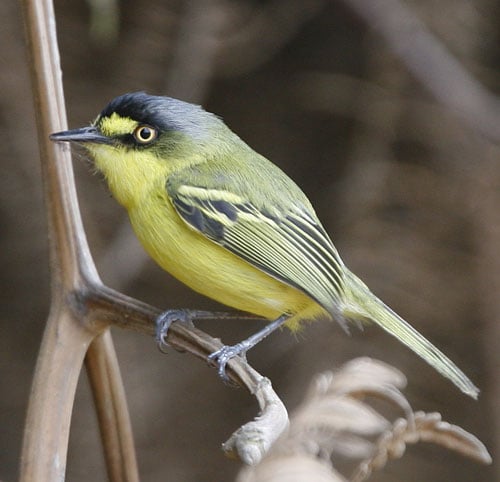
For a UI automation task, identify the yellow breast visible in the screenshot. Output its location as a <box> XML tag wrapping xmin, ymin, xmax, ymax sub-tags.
<box><xmin>88</xmin><ymin>142</ymin><xmax>324</xmax><ymax>329</ymax></box>
<box><xmin>128</xmin><ymin>188</ymin><xmax>321</xmax><ymax>326</ymax></box>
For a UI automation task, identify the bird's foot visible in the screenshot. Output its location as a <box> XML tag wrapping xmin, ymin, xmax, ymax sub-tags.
<box><xmin>155</xmin><ymin>309</ymin><xmax>195</xmax><ymax>353</ymax></box>
<box><xmin>208</xmin><ymin>342</ymin><xmax>249</xmax><ymax>383</ymax></box>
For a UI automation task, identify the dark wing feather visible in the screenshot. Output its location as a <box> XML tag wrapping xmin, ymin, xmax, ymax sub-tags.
<box><xmin>168</xmin><ymin>180</ymin><xmax>346</xmax><ymax>319</ymax></box>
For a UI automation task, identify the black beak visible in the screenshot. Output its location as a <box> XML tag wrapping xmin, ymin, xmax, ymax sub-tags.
<box><xmin>50</xmin><ymin>126</ymin><xmax>111</xmax><ymax>144</ymax></box>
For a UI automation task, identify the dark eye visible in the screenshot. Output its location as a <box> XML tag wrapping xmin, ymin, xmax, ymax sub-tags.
<box><xmin>133</xmin><ymin>125</ymin><xmax>157</xmax><ymax>144</ymax></box>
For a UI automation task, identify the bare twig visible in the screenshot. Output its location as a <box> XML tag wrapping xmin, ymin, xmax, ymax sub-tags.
<box><xmin>20</xmin><ymin>1</ymin><xmax>104</xmax><ymax>480</ymax></box>
<box><xmin>223</xmin><ymin>377</ymin><xmax>289</xmax><ymax>465</ymax></box>
<box><xmin>85</xmin><ymin>331</ymin><xmax>140</xmax><ymax>481</ymax></box>
<box><xmin>20</xmin><ymin>0</ymin><xmax>138</xmax><ymax>480</ymax></box>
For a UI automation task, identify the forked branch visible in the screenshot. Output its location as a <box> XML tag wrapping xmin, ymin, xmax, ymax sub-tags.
<box><xmin>19</xmin><ymin>1</ymin><xmax>287</xmax><ymax>480</ymax></box>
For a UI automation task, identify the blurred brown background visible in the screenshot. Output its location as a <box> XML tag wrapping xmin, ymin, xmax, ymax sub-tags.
<box><xmin>1</xmin><ymin>0</ymin><xmax>498</xmax><ymax>480</ymax></box>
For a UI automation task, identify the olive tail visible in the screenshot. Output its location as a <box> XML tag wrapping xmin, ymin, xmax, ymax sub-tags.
<box><xmin>342</xmin><ymin>270</ymin><xmax>479</xmax><ymax>399</ymax></box>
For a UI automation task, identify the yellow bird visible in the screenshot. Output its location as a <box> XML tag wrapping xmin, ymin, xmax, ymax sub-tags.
<box><xmin>51</xmin><ymin>92</ymin><xmax>478</xmax><ymax>398</ymax></box>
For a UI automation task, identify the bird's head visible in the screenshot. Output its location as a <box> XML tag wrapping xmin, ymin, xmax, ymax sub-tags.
<box><xmin>50</xmin><ymin>92</ymin><xmax>231</xmax><ymax>207</ymax></box>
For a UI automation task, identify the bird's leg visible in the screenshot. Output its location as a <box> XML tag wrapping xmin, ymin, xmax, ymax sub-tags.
<box><xmin>208</xmin><ymin>314</ymin><xmax>291</xmax><ymax>381</ymax></box>
<box><xmin>155</xmin><ymin>309</ymin><xmax>263</xmax><ymax>352</ymax></box>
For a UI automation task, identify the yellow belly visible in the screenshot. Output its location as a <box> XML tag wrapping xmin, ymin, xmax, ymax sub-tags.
<box><xmin>128</xmin><ymin>193</ymin><xmax>323</xmax><ymax>328</ymax></box>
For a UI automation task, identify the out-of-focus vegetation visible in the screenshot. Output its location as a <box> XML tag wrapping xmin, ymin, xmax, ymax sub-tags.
<box><xmin>1</xmin><ymin>0</ymin><xmax>498</xmax><ymax>480</ymax></box>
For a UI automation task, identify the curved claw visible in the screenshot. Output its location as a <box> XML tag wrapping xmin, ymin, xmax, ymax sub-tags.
<box><xmin>208</xmin><ymin>343</ymin><xmax>247</xmax><ymax>383</ymax></box>
<box><xmin>155</xmin><ymin>309</ymin><xmax>193</xmax><ymax>353</ymax></box>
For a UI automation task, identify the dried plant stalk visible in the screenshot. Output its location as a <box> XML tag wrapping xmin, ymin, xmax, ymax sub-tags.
<box><xmin>19</xmin><ymin>1</ymin><xmax>288</xmax><ymax>480</ymax></box>
<box><xmin>238</xmin><ymin>358</ymin><xmax>491</xmax><ymax>482</ymax></box>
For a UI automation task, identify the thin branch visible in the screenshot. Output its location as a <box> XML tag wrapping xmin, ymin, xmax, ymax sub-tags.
<box><xmin>19</xmin><ymin>307</ymin><xmax>96</xmax><ymax>481</ymax></box>
<box><xmin>85</xmin><ymin>332</ymin><xmax>140</xmax><ymax>482</ymax></box>
<box><xmin>20</xmin><ymin>0</ymin><xmax>107</xmax><ymax>479</ymax></box>
<box><xmin>223</xmin><ymin>378</ymin><xmax>289</xmax><ymax>465</ymax></box>
<box><xmin>81</xmin><ymin>281</ymin><xmax>289</xmax><ymax>465</ymax></box>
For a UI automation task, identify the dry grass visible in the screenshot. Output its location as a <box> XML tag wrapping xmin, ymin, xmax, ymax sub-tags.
<box><xmin>238</xmin><ymin>358</ymin><xmax>491</xmax><ymax>482</ymax></box>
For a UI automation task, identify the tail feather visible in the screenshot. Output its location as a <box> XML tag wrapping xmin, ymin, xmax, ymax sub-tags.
<box><xmin>342</xmin><ymin>270</ymin><xmax>479</xmax><ymax>399</ymax></box>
